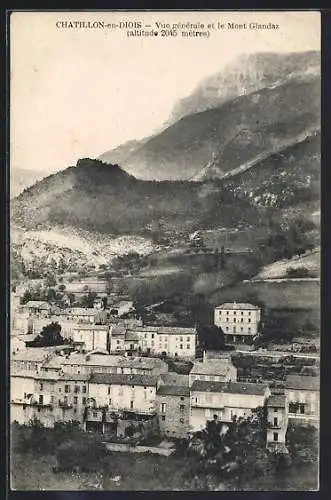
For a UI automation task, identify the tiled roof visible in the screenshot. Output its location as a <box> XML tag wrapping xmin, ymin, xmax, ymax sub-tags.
<box><xmin>191</xmin><ymin>359</ymin><xmax>235</xmax><ymax>375</ymax></box>
<box><xmin>285</xmin><ymin>375</ymin><xmax>319</xmax><ymax>391</ymax></box>
<box><xmin>191</xmin><ymin>380</ymin><xmax>268</xmax><ymax>396</ymax></box>
<box><xmin>73</xmin><ymin>325</ymin><xmax>109</xmax><ymax>331</ymax></box>
<box><xmin>125</xmin><ymin>331</ymin><xmax>140</xmax><ymax>342</ymax></box>
<box><xmin>86</xmin><ymin>354</ymin><xmax>120</xmax><ymax>367</ymax></box>
<box><xmin>119</xmin><ymin>357</ymin><xmax>166</xmax><ymax>369</ymax></box>
<box><xmin>90</xmin><ymin>373</ymin><xmax>158</xmax><ymax>387</ymax></box>
<box><xmin>215</xmin><ymin>302</ymin><xmax>260</xmax><ymax>311</ymax></box>
<box><xmin>67</xmin><ymin>308</ymin><xmax>96</xmax><ymax>316</ymax></box>
<box><xmin>157</xmin><ymin>385</ymin><xmax>190</xmax><ymax>397</ymax></box>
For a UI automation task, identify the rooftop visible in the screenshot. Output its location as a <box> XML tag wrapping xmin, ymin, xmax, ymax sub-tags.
<box><xmin>24</xmin><ymin>301</ymin><xmax>50</xmax><ymax>309</ymax></box>
<box><xmin>161</xmin><ymin>373</ymin><xmax>189</xmax><ymax>386</ymax></box>
<box><xmin>90</xmin><ymin>373</ymin><xmax>159</xmax><ymax>387</ymax></box>
<box><xmin>73</xmin><ymin>325</ymin><xmax>109</xmax><ymax>331</ymax></box>
<box><xmin>215</xmin><ymin>302</ymin><xmax>260</xmax><ymax>311</ymax></box>
<box><xmin>11</xmin><ymin>348</ymin><xmax>53</xmax><ymax>362</ymax></box>
<box><xmin>267</xmin><ymin>395</ymin><xmax>287</xmax><ymax>407</ymax></box>
<box><xmin>157</xmin><ymin>385</ymin><xmax>190</xmax><ymax>397</ymax></box>
<box><xmin>191</xmin><ymin>380</ymin><xmax>268</xmax><ymax>396</ymax></box>
<box><xmin>67</xmin><ymin>308</ymin><xmax>96</xmax><ymax>316</ymax></box>
<box><xmin>285</xmin><ymin>375</ymin><xmax>319</xmax><ymax>391</ymax></box>
<box><xmin>191</xmin><ymin>359</ymin><xmax>235</xmax><ymax>376</ymax></box>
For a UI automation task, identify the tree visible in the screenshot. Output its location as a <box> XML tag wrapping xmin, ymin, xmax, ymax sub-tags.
<box><xmin>58</xmin><ymin>284</ymin><xmax>66</xmax><ymax>292</ymax></box>
<box><xmin>31</xmin><ymin>322</ymin><xmax>64</xmax><ymax>347</ymax></box>
<box><xmin>21</xmin><ymin>290</ymin><xmax>33</xmax><ymax>304</ymax></box>
<box><xmin>186</xmin><ymin>407</ymin><xmax>279</xmax><ymax>490</ymax></box>
<box><xmin>81</xmin><ymin>291</ymin><xmax>97</xmax><ymax>308</ymax></box>
<box><xmin>44</xmin><ymin>274</ymin><xmax>57</xmax><ymax>288</ymax></box>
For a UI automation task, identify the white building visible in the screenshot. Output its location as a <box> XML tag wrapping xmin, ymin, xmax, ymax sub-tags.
<box><xmin>134</xmin><ymin>325</ymin><xmax>197</xmax><ymax>359</ymax></box>
<box><xmin>285</xmin><ymin>375</ymin><xmax>319</xmax><ymax>427</ymax></box>
<box><xmin>72</xmin><ymin>325</ymin><xmax>110</xmax><ymax>352</ymax></box>
<box><xmin>88</xmin><ymin>373</ymin><xmax>160</xmax><ymax>415</ymax></box>
<box><xmin>189</xmin><ymin>355</ymin><xmax>237</xmax><ymax>387</ymax></box>
<box><xmin>190</xmin><ymin>380</ymin><xmax>270</xmax><ymax>432</ymax></box>
<box><xmin>214</xmin><ymin>301</ymin><xmax>261</xmax><ymax>344</ymax></box>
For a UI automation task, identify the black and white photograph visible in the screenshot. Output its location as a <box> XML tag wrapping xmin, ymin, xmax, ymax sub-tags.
<box><xmin>9</xmin><ymin>10</ymin><xmax>320</xmax><ymax>491</ymax></box>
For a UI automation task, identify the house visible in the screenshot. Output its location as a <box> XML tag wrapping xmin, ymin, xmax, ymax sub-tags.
<box><xmin>65</xmin><ymin>308</ymin><xmax>96</xmax><ymax>324</ymax></box>
<box><xmin>56</xmin><ymin>373</ymin><xmax>90</xmax><ymax>425</ymax></box>
<box><xmin>88</xmin><ymin>373</ymin><xmax>160</xmax><ymax>414</ymax></box>
<box><xmin>11</xmin><ymin>371</ymin><xmax>38</xmax><ymax>424</ymax></box>
<box><xmin>266</xmin><ymin>392</ymin><xmax>289</xmax><ymax>454</ymax></box>
<box><xmin>214</xmin><ymin>301</ymin><xmax>261</xmax><ymax>344</ymax></box>
<box><xmin>285</xmin><ymin>375</ymin><xmax>319</xmax><ymax>427</ymax></box>
<box><xmin>135</xmin><ymin>325</ymin><xmax>197</xmax><ymax>358</ymax></box>
<box><xmin>24</xmin><ymin>301</ymin><xmax>51</xmax><ymax>316</ymax></box>
<box><xmin>86</xmin><ymin>373</ymin><xmax>160</xmax><ymax>435</ymax></box>
<box><xmin>190</xmin><ymin>380</ymin><xmax>270</xmax><ymax>432</ymax></box>
<box><xmin>109</xmin><ymin>325</ymin><xmax>127</xmax><ymax>352</ymax></box>
<box><xmin>189</xmin><ymin>355</ymin><xmax>237</xmax><ymax>387</ymax></box>
<box><xmin>109</xmin><ymin>300</ymin><xmax>134</xmax><ymax>317</ymax></box>
<box><xmin>72</xmin><ymin>324</ymin><xmax>110</xmax><ymax>352</ymax></box>
<box><xmin>157</xmin><ymin>372</ymin><xmax>190</xmax><ymax>439</ymax></box>
<box><xmin>116</xmin><ymin>357</ymin><xmax>169</xmax><ymax>377</ymax></box>
<box><xmin>11</xmin><ymin>348</ymin><xmax>54</xmax><ymax>374</ymax></box>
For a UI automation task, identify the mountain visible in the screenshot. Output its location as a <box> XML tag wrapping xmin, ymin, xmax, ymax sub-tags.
<box><xmin>11</xmin><ymin>158</ymin><xmax>261</xmax><ymax>238</ymax></box>
<box><xmin>168</xmin><ymin>50</ymin><xmax>320</xmax><ymax>125</ymax></box>
<box><xmin>10</xmin><ymin>167</ymin><xmax>45</xmax><ymax>198</ymax></box>
<box><xmin>99</xmin><ymin>51</ymin><xmax>320</xmax><ymax>181</ymax></box>
<box><xmin>100</xmin><ymin>76</ymin><xmax>319</xmax><ymax>182</ymax></box>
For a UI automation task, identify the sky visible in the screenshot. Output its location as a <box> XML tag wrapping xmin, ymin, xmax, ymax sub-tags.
<box><xmin>10</xmin><ymin>11</ymin><xmax>320</xmax><ymax>174</ymax></box>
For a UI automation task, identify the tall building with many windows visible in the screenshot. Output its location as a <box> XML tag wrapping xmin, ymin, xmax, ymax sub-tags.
<box><xmin>214</xmin><ymin>301</ymin><xmax>261</xmax><ymax>344</ymax></box>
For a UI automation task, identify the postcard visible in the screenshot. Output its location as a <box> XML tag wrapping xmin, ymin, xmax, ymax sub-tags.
<box><xmin>10</xmin><ymin>10</ymin><xmax>320</xmax><ymax>491</ymax></box>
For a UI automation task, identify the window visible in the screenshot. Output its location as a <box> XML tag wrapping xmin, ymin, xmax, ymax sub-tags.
<box><xmin>180</xmin><ymin>396</ymin><xmax>185</xmax><ymax>401</ymax></box>
<box><xmin>117</xmin><ymin>340</ymin><xmax>120</xmax><ymax>344</ymax></box>
<box><xmin>240</xmin><ymin>327</ymin><xmax>243</xmax><ymax>332</ymax></box>
<box><xmin>233</xmin><ymin>327</ymin><xmax>236</xmax><ymax>333</ymax></box>
<box><xmin>180</xmin><ymin>418</ymin><xmax>184</xmax><ymax>423</ymax></box>
<box><xmin>187</xmin><ymin>344</ymin><xmax>190</xmax><ymax>350</ymax></box>
<box><xmin>180</xmin><ymin>405</ymin><xmax>185</xmax><ymax>413</ymax></box>
<box><xmin>65</xmin><ymin>385</ymin><xmax>70</xmax><ymax>393</ymax></box>
<box><xmin>273</xmin><ymin>432</ymin><xmax>278</xmax><ymax>442</ymax></box>
<box><xmin>248</xmin><ymin>328</ymin><xmax>251</xmax><ymax>333</ymax></box>
<box><xmin>39</xmin><ymin>383</ymin><xmax>43</xmax><ymax>391</ymax></box>
<box><xmin>151</xmin><ymin>334</ymin><xmax>155</xmax><ymax>339</ymax></box>
<box><xmin>226</xmin><ymin>311</ymin><xmax>229</xmax><ymax>315</ymax></box>
<box><xmin>187</xmin><ymin>337</ymin><xmax>191</xmax><ymax>342</ymax></box>
<box><xmin>234</xmin><ymin>318</ymin><xmax>236</xmax><ymax>323</ymax></box>
<box><xmin>64</xmin><ymin>396</ymin><xmax>68</xmax><ymax>404</ymax></box>
<box><xmin>50</xmin><ymin>396</ymin><xmax>54</xmax><ymax>404</ymax></box>
<box><xmin>248</xmin><ymin>318</ymin><xmax>251</xmax><ymax>323</ymax></box>
<box><xmin>74</xmin><ymin>386</ymin><xmax>80</xmax><ymax>393</ymax></box>
<box><xmin>234</xmin><ymin>311</ymin><xmax>236</xmax><ymax>315</ymax></box>
<box><xmin>108</xmin><ymin>387</ymin><xmax>111</xmax><ymax>395</ymax></box>
<box><xmin>161</xmin><ymin>415</ymin><xmax>166</xmax><ymax>421</ymax></box>
<box><xmin>130</xmin><ymin>400</ymin><xmax>134</xmax><ymax>409</ymax></box>
<box><xmin>248</xmin><ymin>312</ymin><xmax>251</xmax><ymax>316</ymax></box>
<box><xmin>241</xmin><ymin>311</ymin><xmax>244</xmax><ymax>315</ymax></box>
<box><xmin>82</xmin><ymin>397</ymin><xmax>86</xmax><ymax>405</ymax></box>
<box><xmin>131</xmin><ymin>385</ymin><xmax>135</xmax><ymax>389</ymax></box>
<box><xmin>109</xmin><ymin>399</ymin><xmax>112</xmax><ymax>406</ymax></box>
<box><xmin>273</xmin><ymin>417</ymin><xmax>278</xmax><ymax>426</ymax></box>
<box><xmin>299</xmin><ymin>404</ymin><xmax>305</xmax><ymax>414</ymax></box>
<box><xmin>241</xmin><ymin>318</ymin><xmax>244</xmax><ymax>323</ymax></box>
<box><xmin>160</xmin><ymin>403</ymin><xmax>167</xmax><ymax>413</ymax></box>
<box><xmin>226</xmin><ymin>317</ymin><xmax>229</xmax><ymax>322</ymax></box>
<box><xmin>39</xmin><ymin>395</ymin><xmax>43</xmax><ymax>404</ymax></box>
<box><xmin>82</xmin><ymin>386</ymin><xmax>87</xmax><ymax>393</ymax></box>
<box><xmin>74</xmin><ymin>396</ymin><xmax>78</xmax><ymax>405</ymax></box>
<box><xmin>93</xmin><ymin>411</ymin><xmax>98</xmax><ymax>418</ymax></box>
<box><xmin>180</xmin><ymin>344</ymin><xmax>183</xmax><ymax>349</ymax></box>
<box><xmin>274</xmin><ymin>408</ymin><xmax>278</xmax><ymax>412</ymax></box>
<box><xmin>226</xmin><ymin>327</ymin><xmax>229</xmax><ymax>331</ymax></box>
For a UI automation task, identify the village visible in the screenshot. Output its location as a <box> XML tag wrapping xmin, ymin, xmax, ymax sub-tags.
<box><xmin>10</xmin><ymin>268</ymin><xmax>319</xmax><ymax>458</ymax></box>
